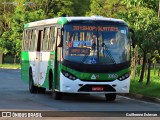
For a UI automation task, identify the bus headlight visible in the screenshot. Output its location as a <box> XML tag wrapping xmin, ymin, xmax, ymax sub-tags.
<box><xmin>61</xmin><ymin>70</ymin><xmax>77</xmax><ymax>80</ymax></box>
<box><xmin>117</xmin><ymin>73</ymin><xmax>130</xmax><ymax>81</ymax></box>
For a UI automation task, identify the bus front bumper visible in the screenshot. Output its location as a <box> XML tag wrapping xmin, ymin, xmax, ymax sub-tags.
<box><xmin>60</xmin><ymin>73</ymin><xmax>130</xmax><ymax>94</ymax></box>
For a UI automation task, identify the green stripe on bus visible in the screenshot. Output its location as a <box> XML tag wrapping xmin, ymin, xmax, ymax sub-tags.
<box><xmin>61</xmin><ymin>65</ymin><xmax>130</xmax><ymax>81</ymax></box>
<box><xmin>57</xmin><ymin>17</ymin><xmax>68</xmax><ymax>25</ymax></box>
<box><xmin>24</xmin><ymin>23</ymin><xmax>29</xmax><ymax>28</ymax></box>
<box><xmin>21</xmin><ymin>51</ymin><xmax>30</xmax><ymax>83</ymax></box>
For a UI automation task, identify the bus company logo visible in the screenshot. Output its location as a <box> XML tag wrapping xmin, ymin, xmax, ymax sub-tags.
<box><xmin>91</xmin><ymin>74</ymin><xmax>99</xmax><ymax>79</ymax></box>
<box><xmin>108</xmin><ymin>74</ymin><xmax>118</xmax><ymax>79</ymax></box>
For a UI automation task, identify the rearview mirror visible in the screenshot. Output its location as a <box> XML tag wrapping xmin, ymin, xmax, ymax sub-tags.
<box><xmin>57</xmin><ymin>28</ymin><xmax>63</xmax><ymax>47</ymax></box>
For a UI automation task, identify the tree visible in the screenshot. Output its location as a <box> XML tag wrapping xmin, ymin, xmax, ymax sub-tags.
<box><xmin>11</xmin><ymin>0</ymin><xmax>46</xmax><ymax>61</ymax></box>
<box><xmin>0</xmin><ymin>0</ymin><xmax>46</xmax><ymax>63</ymax></box>
<box><xmin>120</xmin><ymin>0</ymin><xmax>160</xmax><ymax>84</ymax></box>
<box><xmin>159</xmin><ymin>0</ymin><xmax>160</xmax><ymax>17</ymax></box>
<box><xmin>36</xmin><ymin>0</ymin><xmax>90</xmax><ymax>18</ymax></box>
<box><xmin>87</xmin><ymin>0</ymin><xmax>126</xmax><ymax>18</ymax></box>
<box><xmin>0</xmin><ymin>0</ymin><xmax>16</xmax><ymax>61</ymax></box>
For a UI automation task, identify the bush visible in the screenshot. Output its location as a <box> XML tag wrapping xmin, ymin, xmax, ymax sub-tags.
<box><xmin>3</xmin><ymin>55</ymin><xmax>20</xmax><ymax>64</ymax></box>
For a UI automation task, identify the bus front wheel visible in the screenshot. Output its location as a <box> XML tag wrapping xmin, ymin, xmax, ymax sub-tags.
<box><xmin>105</xmin><ymin>93</ymin><xmax>117</xmax><ymax>102</ymax></box>
<box><xmin>52</xmin><ymin>91</ymin><xmax>62</xmax><ymax>100</ymax></box>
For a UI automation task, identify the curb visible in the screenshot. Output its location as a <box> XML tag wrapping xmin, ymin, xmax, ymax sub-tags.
<box><xmin>119</xmin><ymin>93</ymin><xmax>160</xmax><ymax>103</ymax></box>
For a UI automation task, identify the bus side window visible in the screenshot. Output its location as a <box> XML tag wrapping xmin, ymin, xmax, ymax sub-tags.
<box><xmin>41</xmin><ymin>29</ymin><xmax>44</xmax><ymax>51</ymax></box>
<box><xmin>41</xmin><ymin>28</ymin><xmax>46</xmax><ymax>51</ymax></box>
<box><xmin>31</xmin><ymin>30</ymin><xmax>36</xmax><ymax>51</ymax></box>
<box><xmin>26</xmin><ymin>30</ymin><xmax>30</xmax><ymax>50</ymax></box>
<box><xmin>47</xmin><ymin>27</ymin><xmax>51</xmax><ymax>50</ymax></box>
<box><xmin>49</xmin><ymin>26</ymin><xmax>55</xmax><ymax>51</ymax></box>
<box><xmin>51</xmin><ymin>26</ymin><xmax>56</xmax><ymax>50</ymax></box>
<box><xmin>46</xmin><ymin>28</ymin><xmax>49</xmax><ymax>51</ymax></box>
<box><xmin>46</xmin><ymin>27</ymin><xmax>50</xmax><ymax>51</ymax></box>
<box><xmin>43</xmin><ymin>28</ymin><xmax>48</xmax><ymax>51</ymax></box>
<box><xmin>28</xmin><ymin>30</ymin><xmax>33</xmax><ymax>51</ymax></box>
<box><xmin>22</xmin><ymin>30</ymin><xmax>27</xmax><ymax>50</ymax></box>
<box><xmin>28</xmin><ymin>30</ymin><xmax>31</xmax><ymax>50</ymax></box>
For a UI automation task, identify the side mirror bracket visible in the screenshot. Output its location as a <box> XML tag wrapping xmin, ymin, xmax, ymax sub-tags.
<box><xmin>57</xmin><ymin>28</ymin><xmax>63</xmax><ymax>47</ymax></box>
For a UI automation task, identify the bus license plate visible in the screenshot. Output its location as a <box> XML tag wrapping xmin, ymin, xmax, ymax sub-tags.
<box><xmin>92</xmin><ymin>86</ymin><xmax>104</xmax><ymax>91</ymax></box>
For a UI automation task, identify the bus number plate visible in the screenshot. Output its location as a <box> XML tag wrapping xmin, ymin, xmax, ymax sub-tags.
<box><xmin>92</xmin><ymin>86</ymin><xmax>104</xmax><ymax>91</ymax></box>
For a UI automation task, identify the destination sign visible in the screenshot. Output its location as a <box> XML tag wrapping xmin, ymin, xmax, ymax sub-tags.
<box><xmin>69</xmin><ymin>47</ymin><xmax>90</xmax><ymax>55</ymax></box>
<box><xmin>73</xmin><ymin>26</ymin><xmax>118</xmax><ymax>31</ymax></box>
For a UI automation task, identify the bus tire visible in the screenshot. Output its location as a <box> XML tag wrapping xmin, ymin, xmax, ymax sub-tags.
<box><xmin>38</xmin><ymin>87</ymin><xmax>46</xmax><ymax>94</ymax></box>
<box><xmin>49</xmin><ymin>70</ymin><xmax>53</xmax><ymax>90</ymax></box>
<box><xmin>29</xmin><ymin>70</ymin><xmax>38</xmax><ymax>93</ymax></box>
<box><xmin>105</xmin><ymin>93</ymin><xmax>116</xmax><ymax>102</ymax></box>
<box><xmin>53</xmin><ymin>91</ymin><xmax>62</xmax><ymax>100</ymax></box>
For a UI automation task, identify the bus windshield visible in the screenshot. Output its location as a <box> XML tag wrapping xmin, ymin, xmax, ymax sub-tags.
<box><xmin>63</xmin><ymin>23</ymin><xmax>130</xmax><ymax>65</ymax></box>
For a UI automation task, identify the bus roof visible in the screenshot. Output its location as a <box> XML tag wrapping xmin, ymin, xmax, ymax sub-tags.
<box><xmin>24</xmin><ymin>16</ymin><xmax>127</xmax><ymax>28</ymax></box>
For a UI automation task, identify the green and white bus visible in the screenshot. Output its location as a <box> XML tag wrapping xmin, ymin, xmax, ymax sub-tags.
<box><xmin>21</xmin><ymin>16</ymin><xmax>135</xmax><ymax>101</ymax></box>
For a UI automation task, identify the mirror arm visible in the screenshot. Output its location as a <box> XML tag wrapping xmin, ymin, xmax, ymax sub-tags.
<box><xmin>57</xmin><ymin>28</ymin><xmax>63</xmax><ymax>47</ymax></box>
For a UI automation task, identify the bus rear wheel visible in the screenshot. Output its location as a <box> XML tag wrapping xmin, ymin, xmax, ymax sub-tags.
<box><xmin>29</xmin><ymin>71</ymin><xmax>38</xmax><ymax>93</ymax></box>
<box><xmin>105</xmin><ymin>93</ymin><xmax>117</xmax><ymax>102</ymax></box>
<box><xmin>38</xmin><ymin>87</ymin><xmax>46</xmax><ymax>94</ymax></box>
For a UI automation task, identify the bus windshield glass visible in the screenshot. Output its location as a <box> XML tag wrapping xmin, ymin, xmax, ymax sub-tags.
<box><xmin>63</xmin><ymin>23</ymin><xmax>130</xmax><ymax>65</ymax></box>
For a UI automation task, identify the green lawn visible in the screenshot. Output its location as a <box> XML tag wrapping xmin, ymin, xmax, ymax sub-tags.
<box><xmin>0</xmin><ymin>64</ymin><xmax>20</xmax><ymax>69</ymax></box>
<box><xmin>130</xmin><ymin>70</ymin><xmax>160</xmax><ymax>99</ymax></box>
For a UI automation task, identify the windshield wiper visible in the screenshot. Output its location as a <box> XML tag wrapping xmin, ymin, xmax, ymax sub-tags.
<box><xmin>80</xmin><ymin>42</ymin><xmax>96</xmax><ymax>64</ymax></box>
<box><xmin>102</xmin><ymin>43</ymin><xmax>116</xmax><ymax>64</ymax></box>
<box><xmin>81</xmin><ymin>53</ymin><xmax>90</xmax><ymax>63</ymax></box>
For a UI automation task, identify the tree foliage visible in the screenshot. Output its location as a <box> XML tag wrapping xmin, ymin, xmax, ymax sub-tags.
<box><xmin>0</xmin><ymin>0</ymin><xmax>159</xmax><ymax>85</ymax></box>
<box><xmin>119</xmin><ymin>0</ymin><xmax>160</xmax><ymax>84</ymax></box>
<box><xmin>0</xmin><ymin>0</ymin><xmax>90</xmax><ymax>59</ymax></box>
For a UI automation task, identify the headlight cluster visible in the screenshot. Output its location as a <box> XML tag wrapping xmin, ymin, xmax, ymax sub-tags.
<box><xmin>61</xmin><ymin>70</ymin><xmax>77</xmax><ymax>80</ymax></box>
<box><xmin>117</xmin><ymin>73</ymin><xmax>130</xmax><ymax>81</ymax></box>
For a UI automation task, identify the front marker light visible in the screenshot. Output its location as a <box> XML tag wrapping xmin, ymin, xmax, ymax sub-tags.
<box><xmin>62</xmin><ymin>70</ymin><xmax>77</xmax><ymax>80</ymax></box>
<box><xmin>125</xmin><ymin>74</ymin><xmax>129</xmax><ymax>78</ymax></box>
<box><xmin>65</xmin><ymin>73</ymin><xmax>69</xmax><ymax>77</ymax></box>
<box><xmin>69</xmin><ymin>76</ymin><xmax>72</xmax><ymax>79</ymax></box>
<box><xmin>118</xmin><ymin>73</ymin><xmax>130</xmax><ymax>81</ymax></box>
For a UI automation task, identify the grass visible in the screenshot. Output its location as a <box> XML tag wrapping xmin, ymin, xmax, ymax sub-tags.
<box><xmin>0</xmin><ymin>64</ymin><xmax>20</xmax><ymax>69</ymax></box>
<box><xmin>130</xmin><ymin>70</ymin><xmax>160</xmax><ymax>99</ymax></box>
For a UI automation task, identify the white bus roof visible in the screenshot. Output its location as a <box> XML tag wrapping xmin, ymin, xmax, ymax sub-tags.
<box><xmin>24</xmin><ymin>16</ymin><xmax>127</xmax><ymax>28</ymax></box>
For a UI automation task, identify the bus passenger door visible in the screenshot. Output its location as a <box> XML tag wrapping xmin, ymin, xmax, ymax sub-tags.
<box><xmin>53</xmin><ymin>28</ymin><xmax>62</xmax><ymax>91</ymax></box>
<box><xmin>39</xmin><ymin>28</ymin><xmax>51</xmax><ymax>87</ymax></box>
<box><xmin>34</xmin><ymin>30</ymin><xmax>42</xmax><ymax>86</ymax></box>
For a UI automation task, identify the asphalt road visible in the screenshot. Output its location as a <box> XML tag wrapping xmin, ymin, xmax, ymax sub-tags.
<box><xmin>0</xmin><ymin>68</ymin><xmax>160</xmax><ymax>118</ymax></box>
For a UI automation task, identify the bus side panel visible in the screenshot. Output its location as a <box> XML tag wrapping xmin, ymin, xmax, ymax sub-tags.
<box><xmin>21</xmin><ymin>51</ymin><xmax>30</xmax><ymax>83</ymax></box>
<box><xmin>39</xmin><ymin>51</ymin><xmax>51</xmax><ymax>88</ymax></box>
<box><xmin>41</xmin><ymin>51</ymin><xmax>55</xmax><ymax>89</ymax></box>
<box><xmin>28</xmin><ymin>52</ymin><xmax>39</xmax><ymax>85</ymax></box>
